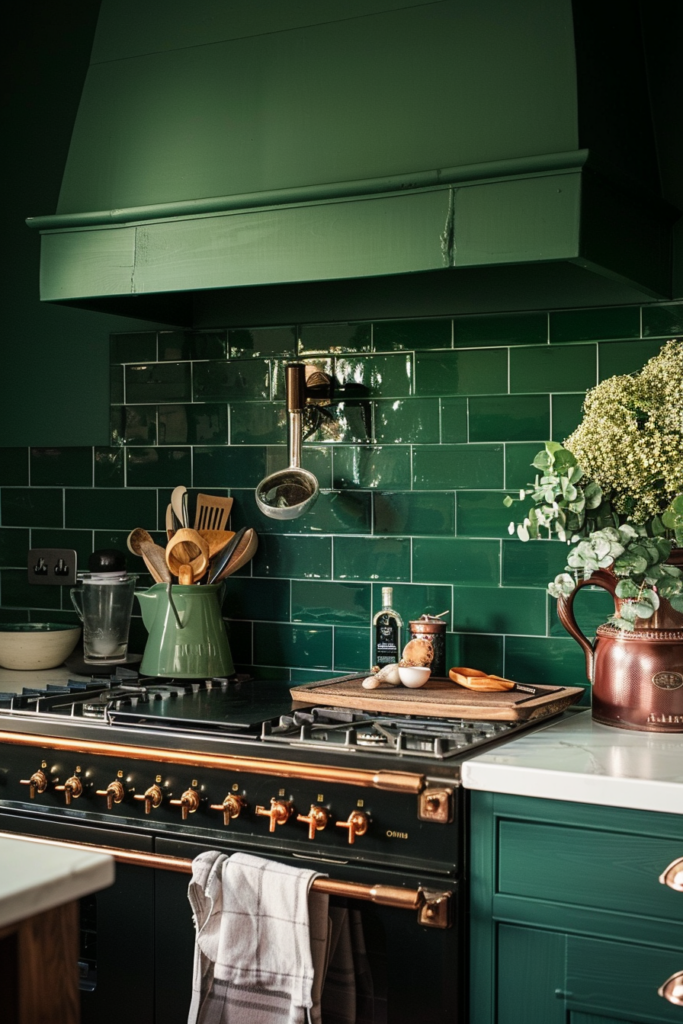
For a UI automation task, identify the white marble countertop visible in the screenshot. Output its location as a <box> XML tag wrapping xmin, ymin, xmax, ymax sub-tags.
<box><xmin>0</xmin><ymin>835</ymin><xmax>115</xmax><ymax>929</ymax></box>
<box><xmin>462</xmin><ymin>710</ymin><xmax>683</xmax><ymax>815</ymax></box>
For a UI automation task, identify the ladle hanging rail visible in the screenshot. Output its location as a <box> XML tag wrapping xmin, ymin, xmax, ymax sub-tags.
<box><xmin>0</xmin><ymin>830</ymin><xmax>452</xmax><ymax>928</ymax></box>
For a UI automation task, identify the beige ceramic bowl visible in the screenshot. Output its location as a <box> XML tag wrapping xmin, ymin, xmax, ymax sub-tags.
<box><xmin>0</xmin><ymin>624</ymin><xmax>81</xmax><ymax>670</ymax></box>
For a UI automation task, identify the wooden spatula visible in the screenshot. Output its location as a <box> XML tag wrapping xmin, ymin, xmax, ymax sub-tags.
<box><xmin>194</xmin><ymin>494</ymin><xmax>233</xmax><ymax>532</ymax></box>
<box><xmin>197</xmin><ymin>530</ymin><xmax>235</xmax><ymax>559</ymax></box>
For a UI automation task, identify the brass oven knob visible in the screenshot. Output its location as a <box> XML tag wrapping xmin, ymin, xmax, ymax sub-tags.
<box><xmin>96</xmin><ymin>780</ymin><xmax>125</xmax><ymax>810</ymax></box>
<box><xmin>170</xmin><ymin>788</ymin><xmax>201</xmax><ymax>821</ymax></box>
<box><xmin>296</xmin><ymin>805</ymin><xmax>329</xmax><ymax>840</ymax></box>
<box><xmin>336</xmin><ymin>810</ymin><xmax>368</xmax><ymax>845</ymax></box>
<box><xmin>255</xmin><ymin>799</ymin><xmax>293</xmax><ymax>832</ymax></box>
<box><xmin>20</xmin><ymin>770</ymin><xmax>48</xmax><ymax>800</ymax></box>
<box><xmin>54</xmin><ymin>776</ymin><xmax>83</xmax><ymax>806</ymax></box>
<box><xmin>133</xmin><ymin>784</ymin><xmax>163</xmax><ymax>814</ymax></box>
<box><xmin>209</xmin><ymin>794</ymin><xmax>246</xmax><ymax>826</ymax></box>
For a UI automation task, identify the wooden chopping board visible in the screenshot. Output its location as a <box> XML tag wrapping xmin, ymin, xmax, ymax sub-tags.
<box><xmin>290</xmin><ymin>676</ymin><xmax>584</xmax><ymax>721</ymax></box>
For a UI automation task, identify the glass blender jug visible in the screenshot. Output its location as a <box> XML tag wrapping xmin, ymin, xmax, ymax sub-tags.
<box><xmin>71</xmin><ymin>572</ymin><xmax>137</xmax><ymax>665</ymax></box>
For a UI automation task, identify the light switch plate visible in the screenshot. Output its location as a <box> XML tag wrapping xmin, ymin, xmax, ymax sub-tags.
<box><xmin>28</xmin><ymin>548</ymin><xmax>78</xmax><ymax>586</ymax></box>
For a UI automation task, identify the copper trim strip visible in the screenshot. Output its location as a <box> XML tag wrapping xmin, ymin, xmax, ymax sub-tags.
<box><xmin>0</xmin><ymin>831</ymin><xmax>449</xmax><ymax>923</ymax></box>
<box><xmin>659</xmin><ymin>856</ymin><xmax>683</xmax><ymax>892</ymax></box>
<box><xmin>0</xmin><ymin>730</ymin><xmax>424</xmax><ymax>794</ymax></box>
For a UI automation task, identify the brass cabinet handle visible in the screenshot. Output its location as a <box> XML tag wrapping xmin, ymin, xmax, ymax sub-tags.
<box><xmin>296</xmin><ymin>805</ymin><xmax>329</xmax><ymax>840</ymax></box>
<box><xmin>54</xmin><ymin>776</ymin><xmax>83</xmax><ymax>805</ymax></box>
<box><xmin>133</xmin><ymin>784</ymin><xmax>163</xmax><ymax>814</ymax></box>
<box><xmin>95</xmin><ymin>780</ymin><xmax>125</xmax><ymax>810</ymax></box>
<box><xmin>335</xmin><ymin>810</ymin><xmax>368</xmax><ymax>845</ymax></box>
<box><xmin>19</xmin><ymin>770</ymin><xmax>48</xmax><ymax>799</ymax></box>
<box><xmin>169</xmin><ymin>789</ymin><xmax>200</xmax><ymax>821</ymax></box>
<box><xmin>209</xmin><ymin>795</ymin><xmax>245</xmax><ymax>826</ymax></box>
<box><xmin>659</xmin><ymin>971</ymin><xmax>683</xmax><ymax>1005</ymax></box>
<box><xmin>660</xmin><ymin>858</ymin><xmax>683</xmax><ymax>892</ymax></box>
<box><xmin>255</xmin><ymin>799</ymin><xmax>293</xmax><ymax>832</ymax></box>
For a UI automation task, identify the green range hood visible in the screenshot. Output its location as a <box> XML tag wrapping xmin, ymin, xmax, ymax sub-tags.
<box><xmin>27</xmin><ymin>0</ymin><xmax>678</xmax><ymax>325</ymax></box>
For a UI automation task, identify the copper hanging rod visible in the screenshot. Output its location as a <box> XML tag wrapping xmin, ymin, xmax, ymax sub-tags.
<box><xmin>0</xmin><ymin>730</ymin><xmax>424</xmax><ymax>794</ymax></box>
<box><xmin>0</xmin><ymin>830</ymin><xmax>451</xmax><ymax>928</ymax></box>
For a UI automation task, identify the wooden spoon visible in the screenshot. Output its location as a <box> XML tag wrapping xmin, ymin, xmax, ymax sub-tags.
<box><xmin>127</xmin><ymin>528</ymin><xmax>171</xmax><ymax>584</ymax></box>
<box><xmin>171</xmin><ymin>485</ymin><xmax>189</xmax><ymax>528</ymax></box>
<box><xmin>448</xmin><ymin>667</ymin><xmax>515</xmax><ymax>691</ymax></box>
<box><xmin>194</xmin><ymin>493</ymin><xmax>233</xmax><ymax>532</ymax></box>
<box><xmin>197</xmin><ymin>529</ymin><xmax>235</xmax><ymax>559</ymax></box>
<box><xmin>177</xmin><ymin>564</ymin><xmax>194</xmax><ymax>586</ymax></box>
<box><xmin>213</xmin><ymin>528</ymin><xmax>258</xmax><ymax>582</ymax></box>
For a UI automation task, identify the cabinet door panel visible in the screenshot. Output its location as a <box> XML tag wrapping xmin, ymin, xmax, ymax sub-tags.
<box><xmin>572</xmin><ymin>1014</ymin><xmax>643</xmax><ymax>1024</ymax></box>
<box><xmin>498</xmin><ymin>923</ymin><xmax>566</xmax><ymax>1024</ymax></box>
<box><xmin>499</xmin><ymin>820</ymin><xmax>683</xmax><ymax>923</ymax></box>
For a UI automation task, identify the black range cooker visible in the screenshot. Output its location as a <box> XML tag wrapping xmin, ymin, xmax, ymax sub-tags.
<box><xmin>0</xmin><ymin>672</ymin><xmax>551</xmax><ymax>1024</ymax></box>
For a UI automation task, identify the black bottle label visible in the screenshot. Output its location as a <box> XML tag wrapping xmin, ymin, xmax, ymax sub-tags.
<box><xmin>375</xmin><ymin>614</ymin><xmax>399</xmax><ymax>666</ymax></box>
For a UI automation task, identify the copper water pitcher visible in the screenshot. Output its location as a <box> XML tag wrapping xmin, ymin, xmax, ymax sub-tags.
<box><xmin>557</xmin><ymin>551</ymin><xmax>683</xmax><ymax>731</ymax></box>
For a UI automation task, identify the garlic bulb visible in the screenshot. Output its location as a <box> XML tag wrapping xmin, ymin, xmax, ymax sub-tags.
<box><xmin>362</xmin><ymin>675</ymin><xmax>382</xmax><ymax>689</ymax></box>
<box><xmin>376</xmin><ymin>662</ymin><xmax>400</xmax><ymax>684</ymax></box>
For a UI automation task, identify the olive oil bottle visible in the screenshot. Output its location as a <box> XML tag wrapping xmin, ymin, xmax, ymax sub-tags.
<box><xmin>373</xmin><ymin>587</ymin><xmax>403</xmax><ymax>667</ymax></box>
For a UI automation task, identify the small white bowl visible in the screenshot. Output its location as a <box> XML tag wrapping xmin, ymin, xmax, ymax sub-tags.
<box><xmin>398</xmin><ymin>665</ymin><xmax>431</xmax><ymax>688</ymax></box>
<box><xmin>0</xmin><ymin>624</ymin><xmax>81</xmax><ymax>670</ymax></box>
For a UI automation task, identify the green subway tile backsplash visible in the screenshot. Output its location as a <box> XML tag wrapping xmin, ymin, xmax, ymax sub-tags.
<box><xmin>2</xmin><ymin>301</ymin><xmax>680</xmax><ymax>686</ymax></box>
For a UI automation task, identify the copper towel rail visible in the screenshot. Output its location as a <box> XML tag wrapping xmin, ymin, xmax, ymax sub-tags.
<box><xmin>0</xmin><ymin>830</ymin><xmax>451</xmax><ymax>928</ymax></box>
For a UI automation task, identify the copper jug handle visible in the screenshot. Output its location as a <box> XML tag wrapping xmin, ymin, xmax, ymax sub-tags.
<box><xmin>556</xmin><ymin>570</ymin><xmax>617</xmax><ymax>683</ymax></box>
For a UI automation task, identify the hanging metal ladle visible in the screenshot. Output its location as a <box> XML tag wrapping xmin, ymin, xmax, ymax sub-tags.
<box><xmin>255</xmin><ymin>363</ymin><xmax>320</xmax><ymax>520</ymax></box>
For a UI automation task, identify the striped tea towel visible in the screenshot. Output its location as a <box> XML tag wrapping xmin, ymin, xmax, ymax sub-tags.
<box><xmin>187</xmin><ymin>851</ymin><xmax>329</xmax><ymax>1024</ymax></box>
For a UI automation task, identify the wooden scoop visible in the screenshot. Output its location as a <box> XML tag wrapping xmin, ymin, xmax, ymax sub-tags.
<box><xmin>127</xmin><ymin>528</ymin><xmax>171</xmax><ymax>584</ymax></box>
<box><xmin>449</xmin><ymin>667</ymin><xmax>516</xmax><ymax>691</ymax></box>
<box><xmin>165</xmin><ymin>529</ymin><xmax>210</xmax><ymax>582</ymax></box>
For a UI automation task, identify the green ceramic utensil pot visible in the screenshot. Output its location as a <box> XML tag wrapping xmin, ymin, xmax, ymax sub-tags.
<box><xmin>136</xmin><ymin>583</ymin><xmax>234</xmax><ymax>678</ymax></box>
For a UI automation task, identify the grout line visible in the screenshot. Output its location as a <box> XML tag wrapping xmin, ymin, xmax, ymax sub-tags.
<box><xmin>546</xmin><ymin>311</ymin><xmax>551</xmax><ymax>344</ymax></box>
<box><xmin>595</xmin><ymin>342</ymin><xmax>600</xmax><ymax>384</ymax></box>
<box><xmin>548</xmin><ymin>393</ymin><xmax>554</xmax><ymax>441</ymax></box>
<box><xmin>639</xmin><ymin>305</ymin><xmax>643</xmax><ymax>339</ymax></box>
<box><xmin>506</xmin><ymin>347</ymin><xmax>511</xmax><ymax>394</ymax></box>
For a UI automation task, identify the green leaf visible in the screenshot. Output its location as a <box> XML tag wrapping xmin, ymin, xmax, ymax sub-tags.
<box><xmin>670</xmin><ymin>595</ymin><xmax>683</xmax><ymax>613</ymax></box>
<box><xmin>611</xmin><ymin>616</ymin><xmax>636</xmax><ymax>631</ymax></box>
<box><xmin>568</xmin><ymin>465</ymin><xmax>584</xmax><ymax>485</ymax></box>
<box><xmin>634</xmin><ymin>599</ymin><xmax>655</xmax><ymax>619</ymax></box>
<box><xmin>618</xmin><ymin>523</ymin><xmax>639</xmax><ymax>541</ymax></box>
<box><xmin>532</xmin><ymin>451</ymin><xmax>552</xmax><ymax>471</ymax></box>
<box><xmin>583</xmin><ymin>482</ymin><xmax>603</xmax><ymax>510</ymax></box>
<box><xmin>544</xmin><ymin>441</ymin><xmax>563</xmax><ymax>455</ymax></box>
<box><xmin>615</xmin><ymin>579</ymin><xmax>641</xmax><ymax>598</ymax></box>
<box><xmin>619</xmin><ymin>602</ymin><xmax>639</xmax><ymax>623</ymax></box>
<box><xmin>503</xmin><ymin>495</ymin><xmax>514</xmax><ymax>508</ymax></box>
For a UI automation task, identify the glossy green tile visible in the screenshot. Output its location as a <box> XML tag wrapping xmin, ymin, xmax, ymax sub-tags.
<box><xmin>333</xmin><ymin>446</ymin><xmax>411</xmax><ymax>490</ymax></box>
<box><xmin>0</xmin><ymin>528</ymin><xmax>30</xmax><ymax>567</ymax></box>
<box><xmin>304</xmin><ymin>402</ymin><xmax>372</xmax><ymax>445</ymax></box>
<box><xmin>231</xmin><ymin>404</ymin><xmax>287</xmax><ymax>445</ymax></box>
<box><xmin>234</xmin><ymin>489</ymin><xmax>371</xmax><ymax>536</ymax></box>
<box><xmin>0</xmin><ymin>449</ymin><xmax>28</xmax><ymax>487</ymax></box>
<box><xmin>193</xmin><ymin>359</ymin><xmax>271</xmax><ymax>401</ymax></box>
<box><xmin>334</xmin><ymin>626</ymin><xmax>371</xmax><ymax>670</ymax></box>
<box><xmin>551</xmin><ymin>394</ymin><xmax>584</xmax><ymax>442</ymax></box>
<box><xmin>126</xmin><ymin>362</ymin><xmax>191</xmax><ymax>403</ymax></box>
<box><xmin>469</xmin><ymin>395</ymin><xmax>549</xmax><ymax>443</ymax></box>
<box><xmin>334</xmin><ymin>537</ymin><xmax>410</xmax><ymax>582</ymax></box>
<box><xmin>253</xmin><ymin>622</ymin><xmax>332</xmax><ymax>669</ymax></box>
<box><xmin>416</xmin><ymin>349</ymin><xmax>507</xmax><ymax>397</ymax></box>
<box><xmin>373</xmin><ymin>318</ymin><xmax>451</xmax><ymax>351</ymax></box>
<box><xmin>29</xmin><ymin>448</ymin><xmax>91</xmax><ymax>487</ymax></box>
<box><xmin>504</xmin><ymin>635</ymin><xmax>587</xmax><ymax>688</ymax></box>
<box><xmin>1</xmin><ymin>569</ymin><xmax>61</xmax><ymax>610</ymax></box>
<box><xmin>221</xmin><ymin>577</ymin><xmax>290</xmax><ymax>622</ymax></box>
<box><xmin>299</xmin><ymin>323</ymin><xmax>370</xmax><ymax>356</ymax></box>
<box><xmin>413</xmin><ymin>538</ymin><xmax>500</xmax><ymax>585</ymax></box>
<box><xmin>292</xmin><ymin>580</ymin><xmax>370</xmax><ymax>625</ymax></box>
<box><xmin>456</xmin><ymin>491</ymin><xmax>513</xmax><ymax>538</ymax></box>
<box><xmin>32</xmin><ymin>529</ymin><xmax>92</xmax><ymax>567</ymax></box>
<box><xmin>642</xmin><ymin>302</ymin><xmax>683</xmax><ymax>338</ymax></box>
<box><xmin>374</xmin><ymin>399</ymin><xmax>439</xmax><ymax>444</ymax></box>
<box><xmin>453</xmin><ymin>585</ymin><xmax>546</xmax><ymax>635</ymax></box>
<box><xmin>65</xmin><ymin>489</ymin><xmax>156</xmax><ymax>530</ymax></box>
<box><xmin>373</xmin><ymin>492</ymin><xmax>455</xmax><ymax>536</ymax></box>
<box><xmin>445</xmin><ymin>633</ymin><xmax>504</xmax><ymax>675</ymax></box>
<box><xmin>598</xmin><ymin>339</ymin><xmax>663</xmax><ymax>380</ymax></box>
<box><xmin>549</xmin><ymin>585</ymin><xmax>613</xmax><ymax>639</ymax></box>
<box><xmin>159</xmin><ymin>404</ymin><xmax>228</xmax><ymax>445</ymax></box>
<box><xmin>371</xmin><ymin>583</ymin><xmax>452</xmax><ymax>624</ymax></box>
<box><xmin>413</xmin><ymin>445</ymin><xmax>503</xmax><ymax>490</ymax></box>
<box><xmin>126</xmin><ymin>448</ymin><xmax>191</xmax><ymax>488</ymax></box>
<box><xmin>549</xmin><ymin>306</ymin><xmax>639</xmax><ymax>343</ymax></box>
<box><xmin>194</xmin><ymin>446</ymin><xmax>284</xmax><ymax>489</ymax></box>
<box><xmin>190</xmin><ymin>331</ymin><xmax>228</xmax><ymax>360</ymax></box>
<box><xmin>110</xmin><ymin>364</ymin><xmax>124</xmax><ymax>405</ymax></box>
<box><xmin>227</xmin><ymin>620</ymin><xmax>253</xmax><ymax>665</ymax></box>
<box><xmin>502</xmin><ymin>540</ymin><xmax>568</xmax><ymax>587</ymax></box>
<box><xmin>335</xmin><ymin>354</ymin><xmax>413</xmax><ymax>398</ymax></box>
<box><xmin>158</xmin><ymin>331</ymin><xmax>192</xmax><ymax>361</ymax></box>
<box><xmin>510</xmin><ymin>343</ymin><xmax>596</xmax><ymax>393</ymax></box>
<box><xmin>454</xmin><ymin>312</ymin><xmax>547</xmax><ymax>348</ymax></box>
<box><xmin>271</xmin><ymin>358</ymin><xmax>335</xmax><ymax>403</ymax></box>
<box><xmin>111</xmin><ymin>405</ymin><xmax>157</xmax><ymax>446</ymax></box>
<box><xmin>505</xmin><ymin>442</ymin><xmax>546</xmax><ymax>489</ymax></box>
<box><xmin>251</xmin><ymin>535</ymin><xmax>331</xmax><ymax>579</ymax></box>
<box><xmin>0</xmin><ymin>610</ymin><xmax>30</xmax><ymax>624</ymax></box>
<box><xmin>230</xmin><ymin>327</ymin><xmax>296</xmax><ymax>359</ymax></box>
<box><xmin>94</xmin><ymin>448</ymin><xmax>124</xmax><ymax>487</ymax></box>
<box><xmin>2</xmin><ymin>489</ymin><xmax>62</xmax><ymax>528</ymax></box>
<box><xmin>110</xmin><ymin>332</ymin><xmax>157</xmax><ymax>364</ymax></box>
<box><xmin>440</xmin><ymin>398</ymin><xmax>468</xmax><ymax>443</ymax></box>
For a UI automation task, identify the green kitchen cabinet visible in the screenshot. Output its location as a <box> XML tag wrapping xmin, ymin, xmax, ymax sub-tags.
<box><xmin>470</xmin><ymin>792</ymin><xmax>683</xmax><ymax>1023</ymax></box>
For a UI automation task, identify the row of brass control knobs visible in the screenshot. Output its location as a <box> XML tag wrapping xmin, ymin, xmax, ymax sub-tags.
<box><xmin>20</xmin><ymin>770</ymin><xmax>369</xmax><ymax>844</ymax></box>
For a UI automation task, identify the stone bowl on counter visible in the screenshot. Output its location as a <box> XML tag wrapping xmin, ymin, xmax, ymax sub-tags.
<box><xmin>0</xmin><ymin>624</ymin><xmax>82</xmax><ymax>670</ymax></box>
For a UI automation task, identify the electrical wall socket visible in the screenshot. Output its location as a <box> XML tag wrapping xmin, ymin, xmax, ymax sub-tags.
<box><xmin>28</xmin><ymin>548</ymin><xmax>78</xmax><ymax>586</ymax></box>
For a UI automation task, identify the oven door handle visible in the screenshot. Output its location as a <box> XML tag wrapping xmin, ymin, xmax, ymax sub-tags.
<box><xmin>0</xmin><ymin>829</ymin><xmax>452</xmax><ymax>928</ymax></box>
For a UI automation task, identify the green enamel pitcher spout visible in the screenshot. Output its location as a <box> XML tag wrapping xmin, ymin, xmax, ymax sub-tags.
<box><xmin>136</xmin><ymin>583</ymin><xmax>234</xmax><ymax>678</ymax></box>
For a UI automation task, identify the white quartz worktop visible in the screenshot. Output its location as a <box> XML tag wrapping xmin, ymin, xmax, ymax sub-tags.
<box><xmin>462</xmin><ymin>710</ymin><xmax>683</xmax><ymax>815</ymax></box>
<box><xmin>0</xmin><ymin>835</ymin><xmax>115</xmax><ymax>929</ymax></box>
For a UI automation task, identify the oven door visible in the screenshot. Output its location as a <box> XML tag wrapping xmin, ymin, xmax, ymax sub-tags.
<box><xmin>154</xmin><ymin>835</ymin><xmax>461</xmax><ymax>1024</ymax></box>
